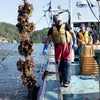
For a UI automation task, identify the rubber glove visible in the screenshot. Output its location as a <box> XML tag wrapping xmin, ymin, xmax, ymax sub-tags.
<box><xmin>72</xmin><ymin>38</ymin><xmax>78</xmax><ymax>51</ymax></box>
<box><xmin>42</xmin><ymin>45</ymin><xmax>48</xmax><ymax>55</ymax></box>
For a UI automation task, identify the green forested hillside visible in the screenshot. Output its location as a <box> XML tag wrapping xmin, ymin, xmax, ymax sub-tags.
<box><xmin>0</xmin><ymin>22</ymin><xmax>49</xmax><ymax>43</ymax></box>
<box><xmin>31</xmin><ymin>28</ymin><xmax>50</xmax><ymax>43</ymax></box>
<box><xmin>0</xmin><ymin>22</ymin><xmax>19</xmax><ymax>42</ymax></box>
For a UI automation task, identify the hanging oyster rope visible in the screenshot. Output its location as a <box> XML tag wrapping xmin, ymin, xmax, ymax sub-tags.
<box><xmin>16</xmin><ymin>0</ymin><xmax>36</xmax><ymax>93</ymax></box>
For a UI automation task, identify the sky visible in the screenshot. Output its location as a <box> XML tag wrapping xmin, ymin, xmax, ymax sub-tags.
<box><xmin>0</xmin><ymin>0</ymin><xmax>99</xmax><ymax>30</ymax></box>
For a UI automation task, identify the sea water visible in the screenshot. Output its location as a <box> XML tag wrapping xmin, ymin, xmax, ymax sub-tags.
<box><xmin>0</xmin><ymin>43</ymin><xmax>50</xmax><ymax>100</ymax></box>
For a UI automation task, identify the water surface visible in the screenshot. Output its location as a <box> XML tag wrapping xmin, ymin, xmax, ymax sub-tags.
<box><xmin>0</xmin><ymin>43</ymin><xmax>50</xmax><ymax>100</ymax></box>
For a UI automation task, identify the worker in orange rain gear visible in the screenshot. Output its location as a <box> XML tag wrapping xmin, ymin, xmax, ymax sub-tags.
<box><xmin>42</xmin><ymin>14</ymin><xmax>78</xmax><ymax>87</ymax></box>
<box><xmin>77</xmin><ymin>23</ymin><xmax>93</xmax><ymax>56</ymax></box>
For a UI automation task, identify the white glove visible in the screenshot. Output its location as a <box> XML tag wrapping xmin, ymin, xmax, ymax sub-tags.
<box><xmin>82</xmin><ymin>42</ymin><xmax>85</xmax><ymax>45</ymax></box>
<box><xmin>90</xmin><ymin>42</ymin><xmax>92</xmax><ymax>44</ymax></box>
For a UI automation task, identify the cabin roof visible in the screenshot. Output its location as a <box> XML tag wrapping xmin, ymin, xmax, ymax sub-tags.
<box><xmin>72</xmin><ymin>20</ymin><xmax>99</xmax><ymax>27</ymax></box>
<box><xmin>72</xmin><ymin>20</ymin><xmax>99</xmax><ymax>23</ymax></box>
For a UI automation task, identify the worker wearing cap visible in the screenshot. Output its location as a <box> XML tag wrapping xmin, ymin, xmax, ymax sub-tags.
<box><xmin>77</xmin><ymin>23</ymin><xmax>93</xmax><ymax>56</ymax></box>
<box><xmin>42</xmin><ymin>14</ymin><xmax>77</xmax><ymax>87</ymax></box>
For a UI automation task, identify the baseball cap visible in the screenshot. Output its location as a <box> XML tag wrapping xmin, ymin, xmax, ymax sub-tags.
<box><xmin>53</xmin><ymin>14</ymin><xmax>62</xmax><ymax>22</ymax></box>
<box><xmin>80</xmin><ymin>23</ymin><xmax>85</xmax><ymax>27</ymax></box>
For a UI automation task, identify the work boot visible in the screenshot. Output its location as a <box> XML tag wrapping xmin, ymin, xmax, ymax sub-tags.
<box><xmin>63</xmin><ymin>83</ymin><xmax>69</xmax><ymax>87</ymax></box>
<box><xmin>63</xmin><ymin>82</ymin><xmax>69</xmax><ymax>87</ymax></box>
<box><xmin>60</xmin><ymin>82</ymin><xmax>63</xmax><ymax>87</ymax></box>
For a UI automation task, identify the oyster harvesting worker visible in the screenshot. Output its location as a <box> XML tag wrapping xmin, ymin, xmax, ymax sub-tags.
<box><xmin>42</xmin><ymin>14</ymin><xmax>77</xmax><ymax>87</ymax></box>
<box><xmin>77</xmin><ymin>23</ymin><xmax>93</xmax><ymax>56</ymax></box>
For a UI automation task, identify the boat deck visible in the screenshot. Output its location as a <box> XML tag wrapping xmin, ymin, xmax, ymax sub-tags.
<box><xmin>37</xmin><ymin>47</ymin><xmax>100</xmax><ymax>100</ymax></box>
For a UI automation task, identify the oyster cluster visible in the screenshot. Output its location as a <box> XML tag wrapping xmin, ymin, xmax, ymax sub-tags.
<box><xmin>16</xmin><ymin>0</ymin><xmax>35</xmax><ymax>38</ymax></box>
<box><xmin>21</xmin><ymin>73</ymin><xmax>36</xmax><ymax>90</ymax></box>
<box><xmin>17</xmin><ymin>58</ymin><xmax>36</xmax><ymax>73</ymax></box>
<box><xmin>18</xmin><ymin>39</ymin><xmax>34</xmax><ymax>57</ymax></box>
<box><xmin>16</xmin><ymin>0</ymin><xmax>36</xmax><ymax>94</ymax></box>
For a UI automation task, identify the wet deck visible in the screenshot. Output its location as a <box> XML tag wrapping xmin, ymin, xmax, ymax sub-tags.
<box><xmin>38</xmin><ymin>47</ymin><xmax>100</xmax><ymax>100</ymax></box>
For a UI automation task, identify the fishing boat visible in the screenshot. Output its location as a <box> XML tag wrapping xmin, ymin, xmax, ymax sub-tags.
<box><xmin>37</xmin><ymin>42</ymin><xmax>99</xmax><ymax>100</ymax></box>
<box><xmin>37</xmin><ymin>0</ymin><xmax>100</xmax><ymax>99</ymax></box>
<box><xmin>37</xmin><ymin>9</ymin><xmax>100</xmax><ymax>100</ymax></box>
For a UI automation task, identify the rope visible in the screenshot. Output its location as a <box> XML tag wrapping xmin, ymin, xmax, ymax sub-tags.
<box><xmin>0</xmin><ymin>43</ymin><xmax>18</xmax><ymax>65</ymax></box>
<box><xmin>86</xmin><ymin>0</ymin><xmax>99</xmax><ymax>22</ymax></box>
<box><xmin>45</xmin><ymin>14</ymin><xmax>50</xmax><ymax>27</ymax></box>
<box><xmin>33</xmin><ymin>55</ymin><xmax>45</xmax><ymax>73</ymax></box>
<box><xmin>0</xmin><ymin>43</ymin><xmax>6</xmax><ymax>49</ymax></box>
<box><xmin>47</xmin><ymin>11</ymin><xmax>52</xmax><ymax>26</ymax></box>
<box><xmin>35</xmin><ymin>14</ymin><xmax>46</xmax><ymax>25</ymax></box>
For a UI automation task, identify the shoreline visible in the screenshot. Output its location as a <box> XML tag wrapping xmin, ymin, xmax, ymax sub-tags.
<box><xmin>0</xmin><ymin>37</ymin><xmax>44</xmax><ymax>44</ymax></box>
<box><xmin>0</xmin><ymin>36</ymin><xmax>17</xmax><ymax>43</ymax></box>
